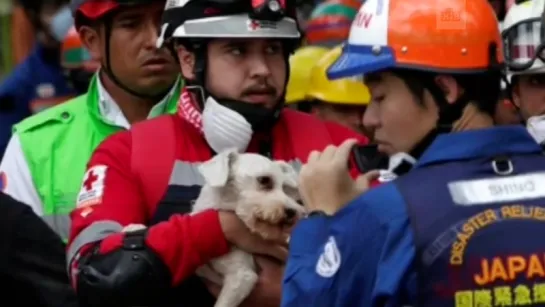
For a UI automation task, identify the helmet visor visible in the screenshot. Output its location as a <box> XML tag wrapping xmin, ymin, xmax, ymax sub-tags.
<box><xmin>503</xmin><ymin>18</ymin><xmax>545</xmax><ymax>71</ymax></box>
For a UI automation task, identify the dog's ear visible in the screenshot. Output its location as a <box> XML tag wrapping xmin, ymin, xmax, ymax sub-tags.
<box><xmin>198</xmin><ymin>148</ymin><xmax>238</xmax><ymax>187</ymax></box>
<box><xmin>275</xmin><ymin>160</ymin><xmax>297</xmax><ymax>176</ymax></box>
<box><xmin>274</xmin><ymin>161</ymin><xmax>298</xmax><ymax>187</ymax></box>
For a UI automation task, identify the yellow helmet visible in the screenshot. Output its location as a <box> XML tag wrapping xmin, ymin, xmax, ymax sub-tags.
<box><xmin>286</xmin><ymin>46</ymin><xmax>329</xmax><ymax>104</ymax></box>
<box><xmin>306</xmin><ymin>46</ymin><xmax>370</xmax><ymax>105</ymax></box>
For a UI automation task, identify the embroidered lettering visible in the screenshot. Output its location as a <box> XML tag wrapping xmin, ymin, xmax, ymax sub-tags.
<box><xmin>450</xmin><ymin>205</ymin><xmax>545</xmax><ymax>266</ymax></box>
<box><xmin>450</xmin><ymin>209</ymin><xmax>498</xmax><ymax>265</ymax></box>
<box><xmin>474</xmin><ymin>254</ymin><xmax>545</xmax><ymax>286</ymax></box>
<box><xmin>489</xmin><ymin>180</ymin><xmax>535</xmax><ymax>196</ymax></box>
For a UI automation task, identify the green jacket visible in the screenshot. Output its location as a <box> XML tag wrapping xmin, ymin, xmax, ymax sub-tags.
<box><xmin>14</xmin><ymin>76</ymin><xmax>181</xmax><ymax>239</ymax></box>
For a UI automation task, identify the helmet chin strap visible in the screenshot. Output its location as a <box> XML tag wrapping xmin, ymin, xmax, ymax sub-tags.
<box><xmin>408</xmin><ymin>78</ymin><xmax>470</xmax><ymax>160</ymax></box>
<box><xmin>101</xmin><ymin>17</ymin><xmax>172</xmax><ymax>101</ymax></box>
<box><xmin>406</xmin><ymin>42</ymin><xmax>501</xmax><ymax>160</ymax></box>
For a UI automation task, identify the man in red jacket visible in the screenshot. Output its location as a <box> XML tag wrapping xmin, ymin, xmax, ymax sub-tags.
<box><xmin>66</xmin><ymin>0</ymin><xmax>368</xmax><ymax>305</ymax></box>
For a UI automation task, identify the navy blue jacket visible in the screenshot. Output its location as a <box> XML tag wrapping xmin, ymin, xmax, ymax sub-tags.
<box><xmin>0</xmin><ymin>43</ymin><xmax>75</xmax><ymax>157</ymax></box>
<box><xmin>283</xmin><ymin>126</ymin><xmax>545</xmax><ymax>307</ymax></box>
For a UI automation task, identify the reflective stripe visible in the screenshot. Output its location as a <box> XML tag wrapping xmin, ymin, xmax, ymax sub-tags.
<box><xmin>65</xmin><ymin>159</ymin><xmax>302</xmax><ymax>269</ymax></box>
<box><xmin>168</xmin><ymin>159</ymin><xmax>303</xmax><ymax>186</ymax></box>
<box><xmin>42</xmin><ymin>214</ymin><xmax>71</xmax><ymax>240</ymax></box>
<box><xmin>66</xmin><ymin>221</ymin><xmax>123</xmax><ymax>271</ymax></box>
<box><xmin>168</xmin><ymin>161</ymin><xmax>205</xmax><ymax>186</ymax></box>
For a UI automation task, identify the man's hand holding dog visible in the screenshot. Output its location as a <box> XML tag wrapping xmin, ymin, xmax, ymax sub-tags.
<box><xmin>205</xmin><ymin>255</ymin><xmax>284</xmax><ymax>307</ymax></box>
<box><xmin>299</xmin><ymin>139</ymin><xmax>380</xmax><ymax>215</ymax></box>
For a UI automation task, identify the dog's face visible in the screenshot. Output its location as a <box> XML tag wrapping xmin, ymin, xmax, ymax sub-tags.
<box><xmin>198</xmin><ymin>149</ymin><xmax>304</xmax><ymax>227</ymax></box>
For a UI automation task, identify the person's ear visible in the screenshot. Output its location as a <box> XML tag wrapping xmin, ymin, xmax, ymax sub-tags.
<box><xmin>79</xmin><ymin>25</ymin><xmax>103</xmax><ymax>63</ymax></box>
<box><xmin>176</xmin><ymin>44</ymin><xmax>196</xmax><ymax>80</ymax></box>
<box><xmin>434</xmin><ymin>75</ymin><xmax>463</xmax><ymax>104</ymax></box>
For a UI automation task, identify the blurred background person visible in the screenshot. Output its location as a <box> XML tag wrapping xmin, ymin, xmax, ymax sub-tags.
<box><xmin>305</xmin><ymin>0</ymin><xmax>360</xmax><ymax>47</ymax></box>
<box><xmin>60</xmin><ymin>25</ymin><xmax>99</xmax><ymax>96</ymax></box>
<box><xmin>491</xmin><ymin>0</ymin><xmax>520</xmax><ymax>126</ymax></box>
<box><xmin>286</xmin><ymin>45</ymin><xmax>329</xmax><ymax>110</ymax></box>
<box><xmin>10</xmin><ymin>1</ymin><xmax>35</xmax><ymax>65</ymax></box>
<box><xmin>298</xmin><ymin>46</ymin><xmax>371</xmax><ymax>136</ymax></box>
<box><xmin>295</xmin><ymin>0</ymin><xmax>318</xmax><ymax>31</ymax></box>
<box><xmin>0</xmin><ymin>0</ymin><xmax>180</xmax><ymax>240</ymax></box>
<box><xmin>503</xmin><ymin>0</ymin><xmax>545</xmax><ymax>145</ymax></box>
<box><xmin>287</xmin><ymin>0</ymin><xmax>371</xmax><ymax>137</ymax></box>
<box><xmin>0</xmin><ymin>0</ymin><xmax>75</xmax><ymax>158</ymax></box>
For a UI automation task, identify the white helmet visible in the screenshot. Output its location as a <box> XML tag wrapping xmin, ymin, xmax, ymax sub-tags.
<box><xmin>157</xmin><ymin>0</ymin><xmax>301</xmax><ymax>48</ymax></box>
<box><xmin>502</xmin><ymin>0</ymin><xmax>545</xmax><ymax>77</ymax></box>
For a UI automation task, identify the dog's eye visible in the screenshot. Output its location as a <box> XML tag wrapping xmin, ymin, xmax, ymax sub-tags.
<box><xmin>257</xmin><ymin>175</ymin><xmax>274</xmax><ymax>190</ymax></box>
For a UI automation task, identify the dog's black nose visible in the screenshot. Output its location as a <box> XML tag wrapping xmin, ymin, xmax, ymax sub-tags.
<box><xmin>284</xmin><ymin>208</ymin><xmax>296</xmax><ymax>219</ymax></box>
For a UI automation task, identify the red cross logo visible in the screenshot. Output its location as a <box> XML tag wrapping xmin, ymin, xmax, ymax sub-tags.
<box><xmin>249</xmin><ymin>20</ymin><xmax>260</xmax><ymax>31</ymax></box>
<box><xmin>83</xmin><ymin>170</ymin><xmax>98</xmax><ymax>191</ymax></box>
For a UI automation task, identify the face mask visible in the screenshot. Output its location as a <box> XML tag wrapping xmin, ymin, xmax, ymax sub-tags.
<box><xmin>201</xmin><ymin>96</ymin><xmax>253</xmax><ymax>153</ymax></box>
<box><xmin>50</xmin><ymin>6</ymin><xmax>73</xmax><ymax>42</ymax></box>
<box><xmin>527</xmin><ymin>114</ymin><xmax>545</xmax><ymax>144</ymax></box>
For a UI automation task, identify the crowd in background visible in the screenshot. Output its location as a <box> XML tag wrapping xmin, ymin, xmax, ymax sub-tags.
<box><xmin>0</xmin><ymin>0</ymin><xmax>520</xmax><ymax>160</ymax></box>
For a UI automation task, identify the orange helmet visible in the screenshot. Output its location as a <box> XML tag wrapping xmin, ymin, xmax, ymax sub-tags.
<box><xmin>328</xmin><ymin>0</ymin><xmax>504</xmax><ymax>79</ymax></box>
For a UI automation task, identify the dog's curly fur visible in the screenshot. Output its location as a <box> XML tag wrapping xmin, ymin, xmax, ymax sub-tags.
<box><xmin>192</xmin><ymin>149</ymin><xmax>303</xmax><ymax>307</ymax></box>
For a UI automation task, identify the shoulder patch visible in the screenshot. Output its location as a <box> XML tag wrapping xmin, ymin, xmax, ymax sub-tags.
<box><xmin>77</xmin><ymin>165</ymin><xmax>108</xmax><ymax>208</ymax></box>
<box><xmin>316</xmin><ymin>236</ymin><xmax>341</xmax><ymax>278</ymax></box>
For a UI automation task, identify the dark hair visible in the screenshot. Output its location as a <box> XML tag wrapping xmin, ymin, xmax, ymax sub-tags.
<box><xmin>369</xmin><ymin>69</ymin><xmax>501</xmax><ymax>117</ymax></box>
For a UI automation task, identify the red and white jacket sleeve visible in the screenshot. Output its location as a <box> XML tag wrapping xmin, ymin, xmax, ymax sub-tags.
<box><xmin>67</xmin><ymin>130</ymin><xmax>229</xmax><ymax>288</ymax></box>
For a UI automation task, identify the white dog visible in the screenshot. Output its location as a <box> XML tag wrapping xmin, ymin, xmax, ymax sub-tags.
<box><xmin>192</xmin><ymin>148</ymin><xmax>304</xmax><ymax>307</ymax></box>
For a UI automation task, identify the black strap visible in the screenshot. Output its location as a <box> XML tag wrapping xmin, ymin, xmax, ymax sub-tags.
<box><xmin>392</xmin><ymin>160</ymin><xmax>414</xmax><ymax>176</ymax></box>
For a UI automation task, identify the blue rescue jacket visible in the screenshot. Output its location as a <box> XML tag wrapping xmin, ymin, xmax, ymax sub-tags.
<box><xmin>0</xmin><ymin>43</ymin><xmax>75</xmax><ymax>157</ymax></box>
<box><xmin>283</xmin><ymin>126</ymin><xmax>545</xmax><ymax>307</ymax></box>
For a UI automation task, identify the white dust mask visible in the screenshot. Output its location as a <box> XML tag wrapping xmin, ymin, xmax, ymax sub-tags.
<box><xmin>202</xmin><ymin>96</ymin><xmax>253</xmax><ymax>153</ymax></box>
<box><xmin>527</xmin><ymin>114</ymin><xmax>545</xmax><ymax>145</ymax></box>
